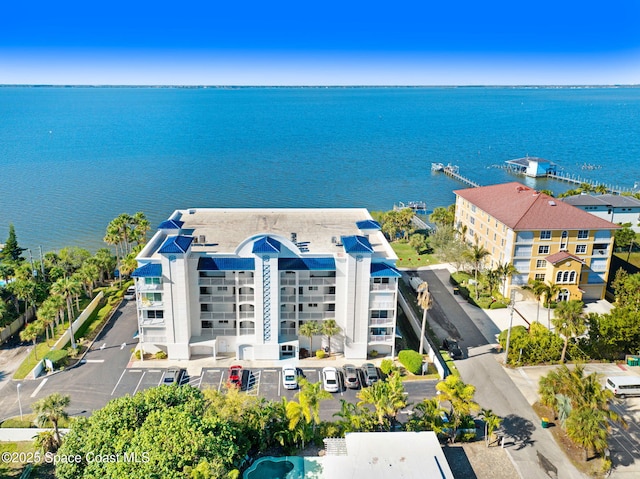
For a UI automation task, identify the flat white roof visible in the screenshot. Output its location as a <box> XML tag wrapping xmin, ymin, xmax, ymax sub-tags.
<box><xmin>145</xmin><ymin>208</ymin><xmax>396</xmax><ymax>259</ymax></box>
<box><xmin>320</xmin><ymin>431</ymin><xmax>454</xmax><ymax>479</ymax></box>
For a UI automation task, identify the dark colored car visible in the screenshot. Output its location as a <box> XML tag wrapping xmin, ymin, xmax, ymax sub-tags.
<box><xmin>343</xmin><ymin>364</ymin><xmax>360</xmax><ymax>389</ymax></box>
<box><xmin>361</xmin><ymin>362</ymin><xmax>379</xmax><ymax>387</ymax></box>
<box><xmin>448</xmin><ymin>340</ymin><xmax>463</xmax><ymax>360</ymax></box>
<box><xmin>227</xmin><ymin>365</ymin><xmax>243</xmax><ymax>388</ymax></box>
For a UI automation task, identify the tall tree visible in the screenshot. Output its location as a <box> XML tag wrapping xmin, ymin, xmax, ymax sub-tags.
<box><xmin>552</xmin><ymin>300</ymin><xmax>586</xmax><ymax>363</ymax></box>
<box><xmin>435</xmin><ymin>375</ymin><xmax>479</xmax><ymax>443</ymax></box>
<box><xmin>20</xmin><ymin>320</ymin><xmax>44</xmax><ymax>359</ymax></box>
<box><xmin>299</xmin><ymin>321</ymin><xmax>321</xmax><ymax>354</ymax></box>
<box><xmin>321</xmin><ymin>319</ymin><xmax>341</xmax><ymax>355</ymax></box>
<box><xmin>416</xmin><ymin>281</ymin><xmax>432</xmax><ymax>355</ymax></box>
<box><xmin>542</xmin><ymin>281</ymin><xmax>561</xmax><ymax>329</ymax></box>
<box><xmin>429</xmin><ymin>205</ymin><xmax>455</xmax><ymax>228</ymax></box>
<box><xmin>522</xmin><ymin>278</ymin><xmax>547</xmax><ymax>324</ymax></box>
<box><xmin>496</xmin><ymin>262</ymin><xmax>519</xmax><ymax>297</ymax></box>
<box><xmin>32</xmin><ymin>392</ymin><xmax>71</xmax><ymax>448</ymax></box>
<box><xmin>357</xmin><ymin>373</ymin><xmax>408</xmax><ymax>431</ymax></box>
<box><xmin>51</xmin><ymin>277</ymin><xmax>82</xmax><ymax>349</ymax></box>
<box><xmin>463</xmin><ymin>237</ymin><xmax>491</xmax><ymax>300</ymax></box>
<box><xmin>0</xmin><ymin>223</ymin><xmax>26</xmax><ymax>262</ymax></box>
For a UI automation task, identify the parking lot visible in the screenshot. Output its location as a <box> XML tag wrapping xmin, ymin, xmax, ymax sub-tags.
<box><xmin>108</xmin><ymin>365</ymin><xmax>437</xmax><ymax>421</ymax></box>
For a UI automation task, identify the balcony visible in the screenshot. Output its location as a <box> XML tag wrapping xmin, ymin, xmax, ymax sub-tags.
<box><xmin>138</xmin><ymin>283</ymin><xmax>163</xmax><ymax>292</ymax></box>
<box><xmin>298</xmin><ymin>278</ymin><xmax>336</xmax><ymax>286</ymax></box>
<box><xmin>370</xmin><ymin>301</ymin><xmax>395</xmax><ymax>309</ymax></box>
<box><xmin>201</xmin><ymin>327</ymin><xmax>256</xmax><ymax>336</ymax></box>
<box><xmin>280</xmin><ymin>294</ymin><xmax>297</xmax><ymax>303</ymax></box>
<box><xmin>279</xmin><ymin>327</ymin><xmax>297</xmax><ymax>337</ymax></box>
<box><xmin>370</xmin><ymin>283</ymin><xmax>395</xmax><ymax>291</ymax></box>
<box><xmin>140</xmin><ymin>299</ymin><xmax>163</xmax><ymax>308</ymax></box>
<box><xmin>200</xmin><ymin>312</ymin><xmax>238</xmax><ymax>320</ymax></box>
<box><xmin>369</xmin><ymin>317</ymin><xmax>393</xmax><ymax>326</ymax></box>
<box><xmin>298</xmin><ymin>294</ymin><xmax>336</xmax><ymax>302</ymax></box>
<box><xmin>141</xmin><ymin>334</ymin><xmax>167</xmax><ymax>343</ymax></box>
<box><xmin>140</xmin><ymin>317</ymin><xmax>165</xmax><ymax>326</ymax></box>
<box><xmin>369</xmin><ymin>334</ymin><xmax>393</xmax><ymax>343</ymax></box>
<box><xmin>199</xmin><ymin>278</ymin><xmax>237</xmax><ymax>286</ymax></box>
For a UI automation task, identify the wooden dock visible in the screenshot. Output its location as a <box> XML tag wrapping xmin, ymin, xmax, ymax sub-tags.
<box><xmin>438</xmin><ymin>164</ymin><xmax>481</xmax><ymax>188</ymax></box>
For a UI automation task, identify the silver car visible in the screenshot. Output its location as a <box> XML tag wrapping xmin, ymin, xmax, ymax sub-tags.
<box><xmin>361</xmin><ymin>363</ymin><xmax>379</xmax><ymax>387</ymax></box>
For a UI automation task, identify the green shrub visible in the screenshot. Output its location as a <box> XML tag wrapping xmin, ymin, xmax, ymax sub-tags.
<box><xmin>489</xmin><ymin>301</ymin><xmax>508</xmax><ymax>309</ymax></box>
<box><xmin>398</xmin><ymin>350</ymin><xmax>423</xmax><ymax>374</ymax></box>
<box><xmin>315</xmin><ymin>349</ymin><xmax>326</xmax><ymax>359</ymax></box>
<box><xmin>43</xmin><ymin>349</ymin><xmax>68</xmax><ymax>369</ymax></box>
<box><xmin>133</xmin><ymin>349</ymin><xmax>142</xmax><ymax>360</ymax></box>
<box><xmin>369</xmin><ymin>349</ymin><xmax>379</xmax><ymax>358</ymax></box>
<box><xmin>1</xmin><ymin>418</ymin><xmax>34</xmax><ymax>428</ymax></box>
<box><xmin>155</xmin><ymin>351</ymin><xmax>168</xmax><ymax>359</ymax></box>
<box><xmin>380</xmin><ymin>358</ymin><xmax>395</xmax><ymax>375</ymax></box>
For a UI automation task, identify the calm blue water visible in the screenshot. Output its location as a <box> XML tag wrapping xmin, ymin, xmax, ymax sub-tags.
<box><xmin>1</xmin><ymin>86</ymin><xmax>639</xmax><ymax>253</ymax></box>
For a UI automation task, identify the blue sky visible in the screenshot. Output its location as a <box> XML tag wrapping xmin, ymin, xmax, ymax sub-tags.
<box><xmin>2</xmin><ymin>1</ymin><xmax>639</xmax><ymax>85</ymax></box>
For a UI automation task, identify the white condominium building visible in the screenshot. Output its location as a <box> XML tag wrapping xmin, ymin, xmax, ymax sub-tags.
<box><xmin>131</xmin><ymin>208</ymin><xmax>400</xmax><ymax>361</ymax></box>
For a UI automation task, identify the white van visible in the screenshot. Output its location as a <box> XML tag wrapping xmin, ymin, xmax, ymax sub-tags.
<box><xmin>605</xmin><ymin>376</ymin><xmax>640</xmax><ymax>398</ymax></box>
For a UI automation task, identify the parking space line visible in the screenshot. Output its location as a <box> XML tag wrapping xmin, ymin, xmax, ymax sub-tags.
<box><xmin>133</xmin><ymin>372</ymin><xmax>146</xmax><ymax>395</ymax></box>
<box><xmin>198</xmin><ymin>372</ymin><xmax>204</xmax><ymax>389</ymax></box>
<box><xmin>111</xmin><ymin>370</ymin><xmax>127</xmax><ymax>396</ymax></box>
<box><xmin>30</xmin><ymin>378</ymin><xmax>48</xmax><ymax>398</ymax></box>
<box><xmin>218</xmin><ymin>372</ymin><xmax>224</xmax><ymax>391</ymax></box>
<box><xmin>158</xmin><ymin>372</ymin><xmax>165</xmax><ymax>387</ymax></box>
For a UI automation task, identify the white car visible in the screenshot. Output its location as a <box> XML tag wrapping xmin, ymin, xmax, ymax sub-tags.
<box><xmin>322</xmin><ymin>367</ymin><xmax>340</xmax><ymax>393</ymax></box>
<box><xmin>124</xmin><ymin>286</ymin><xmax>136</xmax><ymax>300</ymax></box>
<box><xmin>282</xmin><ymin>366</ymin><xmax>299</xmax><ymax>390</ymax></box>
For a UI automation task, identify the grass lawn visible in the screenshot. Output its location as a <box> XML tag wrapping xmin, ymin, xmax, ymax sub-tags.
<box><xmin>391</xmin><ymin>242</ymin><xmax>439</xmax><ymax>269</ymax></box>
<box><xmin>0</xmin><ymin>441</ymin><xmax>55</xmax><ymax>479</ymax></box>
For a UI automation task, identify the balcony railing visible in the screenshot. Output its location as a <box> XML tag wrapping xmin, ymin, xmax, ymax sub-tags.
<box><xmin>369</xmin><ymin>318</ymin><xmax>393</xmax><ymax>325</ymax></box>
<box><xmin>141</xmin><ymin>334</ymin><xmax>167</xmax><ymax>343</ymax></box>
<box><xmin>200</xmin><ymin>312</ymin><xmax>238</xmax><ymax>320</ymax></box>
<box><xmin>593</xmin><ymin>249</ymin><xmax>608</xmax><ymax>256</ymax></box>
<box><xmin>298</xmin><ymin>294</ymin><xmax>336</xmax><ymax>302</ymax></box>
<box><xmin>138</xmin><ymin>283</ymin><xmax>163</xmax><ymax>292</ymax></box>
<box><xmin>370</xmin><ymin>283</ymin><xmax>395</xmax><ymax>291</ymax></box>
<box><xmin>369</xmin><ymin>334</ymin><xmax>393</xmax><ymax>343</ymax></box>
<box><xmin>140</xmin><ymin>299</ymin><xmax>163</xmax><ymax>308</ymax></box>
<box><xmin>201</xmin><ymin>327</ymin><xmax>256</xmax><ymax>336</ymax></box>
<box><xmin>280</xmin><ymin>294</ymin><xmax>297</xmax><ymax>303</ymax></box>
<box><xmin>140</xmin><ymin>317</ymin><xmax>165</xmax><ymax>326</ymax></box>
<box><xmin>279</xmin><ymin>327</ymin><xmax>297</xmax><ymax>336</ymax></box>
<box><xmin>298</xmin><ymin>278</ymin><xmax>336</xmax><ymax>286</ymax></box>
<box><xmin>370</xmin><ymin>301</ymin><xmax>395</xmax><ymax>309</ymax></box>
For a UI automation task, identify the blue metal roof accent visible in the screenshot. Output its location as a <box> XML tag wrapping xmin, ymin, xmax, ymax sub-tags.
<box><xmin>279</xmin><ymin>258</ymin><xmax>336</xmax><ymax>271</ymax></box>
<box><xmin>252</xmin><ymin>236</ymin><xmax>281</xmax><ymax>254</ymax></box>
<box><xmin>198</xmin><ymin>257</ymin><xmax>255</xmax><ymax>271</ymax></box>
<box><xmin>157</xmin><ymin>219</ymin><xmax>184</xmax><ymax>230</ymax></box>
<box><xmin>370</xmin><ymin>263</ymin><xmax>401</xmax><ymax>278</ymax></box>
<box><xmin>158</xmin><ymin>235</ymin><xmax>194</xmax><ymax>254</ymax></box>
<box><xmin>341</xmin><ymin>235</ymin><xmax>374</xmax><ymax>254</ymax></box>
<box><xmin>356</xmin><ymin>219</ymin><xmax>381</xmax><ymax>230</ymax></box>
<box><xmin>132</xmin><ymin>263</ymin><xmax>163</xmax><ymax>278</ymax></box>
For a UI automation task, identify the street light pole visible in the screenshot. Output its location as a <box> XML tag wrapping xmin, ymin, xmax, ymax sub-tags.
<box><xmin>504</xmin><ymin>290</ymin><xmax>516</xmax><ymax>366</ymax></box>
<box><xmin>17</xmin><ymin>383</ymin><xmax>23</xmax><ymax>420</ymax></box>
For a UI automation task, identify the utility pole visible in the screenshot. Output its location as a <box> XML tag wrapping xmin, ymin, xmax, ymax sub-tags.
<box><xmin>504</xmin><ymin>289</ymin><xmax>516</xmax><ymax>366</ymax></box>
<box><xmin>39</xmin><ymin>245</ymin><xmax>45</xmax><ymax>278</ymax></box>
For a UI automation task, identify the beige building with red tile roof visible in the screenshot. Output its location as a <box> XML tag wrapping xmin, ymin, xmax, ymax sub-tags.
<box><xmin>454</xmin><ymin>182</ymin><xmax>620</xmax><ymax>301</ymax></box>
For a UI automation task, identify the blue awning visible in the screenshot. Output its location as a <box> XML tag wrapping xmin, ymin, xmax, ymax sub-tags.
<box><xmin>132</xmin><ymin>263</ymin><xmax>163</xmax><ymax>278</ymax></box>
<box><xmin>198</xmin><ymin>257</ymin><xmax>255</xmax><ymax>271</ymax></box>
<box><xmin>356</xmin><ymin>219</ymin><xmax>381</xmax><ymax>230</ymax></box>
<box><xmin>341</xmin><ymin>235</ymin><xmax>374</xmax><ymax>254</ymax></box>
<box><xmin>279</xmin><ymin>258</ymin><xmax>336</xmax><ymax>271</ymax></box>
<box><xmin>157</xmin><ymin>219</ymin><xmax>184</xmax><ymax>229</ymax></box>
<box><xmin>252</xmin><ymin>236</ymin><xmax>282</xmax><ymax>254</ymax></box>
<box><xmin>159</xmin><ymin>235</ymin><xmax>194</xmax><ymax>254</ymax></box>
<box><xmin>370</xmin><ymin>263</ymin><xmax>401</xmax><ymax>278</ymax></box>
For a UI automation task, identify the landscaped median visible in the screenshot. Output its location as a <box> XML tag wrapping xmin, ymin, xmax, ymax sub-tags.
<box><xmin>13</xmin><ymin>285</ymin><xmax>129</xmax><ymax>380</ymax></box>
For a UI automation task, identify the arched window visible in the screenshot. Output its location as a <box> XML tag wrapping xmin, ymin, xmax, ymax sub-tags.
<box><xmin>556</xmin><ymin>271</ymin><xmax>563</xmax><ymax>283</ymax></box>
<box><xmin>569</xmin><ymin>271</ymin><xmax>576</xmax><ymax>283</ymax></box>
<box><xmin>562</xmin><ymin>271</ymin><xmax>569</xmax><ymax>282</ymax></box>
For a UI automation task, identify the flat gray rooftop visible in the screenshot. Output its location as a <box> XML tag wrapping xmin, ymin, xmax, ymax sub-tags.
<box><xmin>148</xmin><ymin>208</ymin><xmax>395</xmax><ymax>258</ymax></box>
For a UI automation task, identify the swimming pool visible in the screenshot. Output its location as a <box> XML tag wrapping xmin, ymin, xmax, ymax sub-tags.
<box><xmin>243</xmin><ymin>456</ymin><xmax>323</xmax><ymax>479</ymax></box>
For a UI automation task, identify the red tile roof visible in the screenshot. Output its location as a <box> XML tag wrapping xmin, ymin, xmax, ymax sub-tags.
<box><xmin>454</xmin><ymin>182</ymin><xmax>620</xmax><ymax>231</ymax></box>
<box><xmin>545</xmin><ymin>251</ymin><xmax>585</xmax><ymax>265</ymax></box>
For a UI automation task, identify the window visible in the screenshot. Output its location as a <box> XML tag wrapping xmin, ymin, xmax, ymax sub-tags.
<box><xmin>470</xmin><ymin>217</ymin><xmax>475</xmax><ymax>225</ymax></box>
<box><xmin>217</xmin><ymin>286</ymin><xmax>228</xmax><ymax>291</ymax></box>
<box><xmin>556</xmin><ymin>270</ymin><xmax>577</xmax><ymax>284</ymax></box>
<box><xmin>538</xmin><ymin>245</ymin><xmax>550</xmax><ymax>254</ymax></box>
<box><xmin>309</xmin><ymin>286</ymin><xmax>318</xmax><ymax>291</ymax></box>
<box><xmin>143</xmin><ymin>292</ymin><xmax>162</xmax><ymax>302</ymax></box>
<box><xmin>373</xmin><ymin>278</ymin><xmax>389</xmax><ymax>284</ymax></box>
<box><xmin>577</xmin><ymin>230</ymin><xmax>589</xmax><ymax>239</ymax></box>
<box><xmin>536</xmin><ymin>260</ymin><xmax>546</xmax><ymax>268</ymax></box>
<box><xmin>147</xmin><ymin>310</ymin><xmax>164</xmax><ymax>319</ymax></box>
<box><xmin>540</xmin><ymin>230</ymin><xmax>551</xmax><ymax>240</ymax></box>
<box><xmin>201</xmin><ymin>320</ymin><xmax>213</xmax><ymax>328</ymax></box>
<box><xmin>471</xmin><ymin>205</ymin><xmax>476</xmax><ymax>213</ymax></box>
<box><xmin>201</xmin><ymin>304</ymin><xmax>210</xmax><ymax>312</ymax></box>
<box><xmin>371</xmin><ymin>310</ymin><xmax>389</xmax><ymax>319</ymax></box>
<box><xmin>575</xmin><ymin>244</ymin><xmax>587</xmax><ymax>254</ymax></box>
<box><xmin>560</xmin><ymin>231</ymin><xmax>568</xmax><ymax>250</ymax></box>
<box><xmin>144</xmin><ymin>277</ymin><xmax>161</xmax><ymax>285</ymax></box>
<box><xmin>569</xmin><ymin>271</ymin><xmax>576</xmax><ymax>283</ymax></box>
<box><xmin>307</xmin><ymin>303</ymin><xmax>318</xmax><ymax>308</ymax></box>
<box><xmin>535</xmin><ymin>273</ymin><xmax>546</xmax><ymax>281</ymax></box>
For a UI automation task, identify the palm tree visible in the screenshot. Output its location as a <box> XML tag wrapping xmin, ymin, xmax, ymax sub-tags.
<box><xmin>20</xmin><ymin>321</ymin><xmax>44</xmax><ymax>360</ymax></box>
<box><xmin>333</xmin><ymin>399</ymin><xmax>376</xmax><ymax>434</ymax></box>
<box><xmin>522</xmin><ymin>279</ymin><xmax>546</xmax><ymax>323</ymax></box>
<box><xmin>417</xmin><ymin>281</ymin><xmax>432</xmax><ymax>355</ymax></box>
<box><xmin>435</xmin><ymin>375</ymin><xmax>479</xmax><ymax>442</ymax></box>
<box><xmin>485</xmin><ymin>268</ymin><xmax>501</xmax><ymax>296</ymax></box>
<box><xmin>31</xmin><ymin>393</ymin><xmax>70</xmax><ymax>448</ymax></box>
<box><xmin>496</xmin><ymin>262</ymin><xmax>518</xmax><ymax>297</ymax></box>
<box><xmin>463</xmin><ymin>238</ymin><xmax>491</xmax><ymax>300</ymax></box>
<box><xmin>290</xmin><ymin>378</ymin><xmax>331</xmax><ymax>441</ymax></box>
<box><xmin>299</xmin><ymin>321</ymin><xmax>321</xmax><ymax>354</ymax></box>
<box><xmin>321</xmin><ymin>319</ymin><xmax>341</xmax><ymax>355</ymax></box>
<box><xmin>479</xmin><ymin>408</ymin><xmax>502</xmax><ymax>447</ymax></box>
<box><xmin>93</xmin><ymin>248</ymin><xmax>116</xmax><ymax>282</ymax></box>
<box><xmin>565</xmin><ymin>407</ymin><xmax>610</xmax><ymax>461</ymax></box>
<box><xmin>51</xmin><ymin>277</ymin><xmax>82</xmax><ymax>349</ymax></box>
<box><xmin>33</xmin><ymin>430</ymin><xmax>58</xmax><ymax>453</ymax></box>
<box><xmin>552</xmin><ymin>300</ymin><xmax>586</xmax><ymax>363</ymax></box>
<box><xmin>542</xmin><ymin>281</ymin><xmax>561</xmax><ymax>329</ymax></box>
<box><xmin>429</xmin><ymin>206</ymin><xmax>455</xmax><ymax>228</ymax></box>
<box><xmin>36</xmin><ymin>301</ymin><xmax>57</xmax><ymax>345</ymax></box>
<box><xmin>405</xmin><ymin>398</ymin><xmax>446</xmax><ymax>434</ymax></box>
<box><xmin>130</xmin><ymin>211</ymin><xmax>151</xmax><ymax>246</ymax></box>
<box><xmin>595</xmin><ymin>184</ymin><xmax>608</xmax><ymax>194</ymax></box>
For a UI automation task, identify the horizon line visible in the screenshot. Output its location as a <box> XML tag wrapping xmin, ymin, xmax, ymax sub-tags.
<box><xmin>1</xmin><ymin>84</ymin><xmax>640</xmax><ymax>88</ymax></box>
